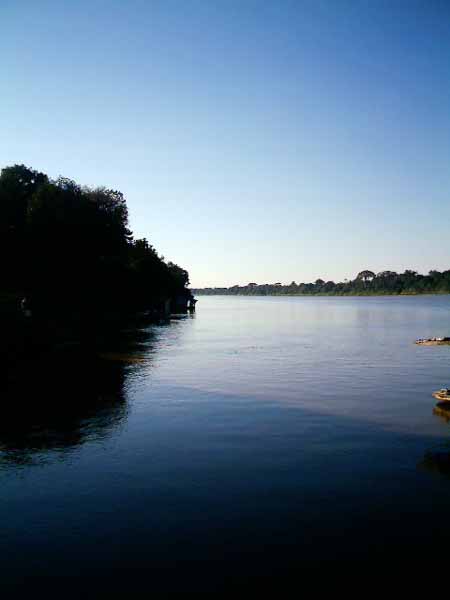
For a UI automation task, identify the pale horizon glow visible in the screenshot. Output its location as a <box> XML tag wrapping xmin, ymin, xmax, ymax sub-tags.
<box><xmin>1</xmin><ymin>1</ymin><xmax>449</xmax><ymax>287</ymax></box>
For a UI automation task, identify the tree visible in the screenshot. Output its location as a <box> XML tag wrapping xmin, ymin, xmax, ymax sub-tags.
<box><xmin>356</xmin><ymin>270</ymin><xmax>375</xmax><ymax>282</ymax></box>
<box><xmin>0</xmin><ymin>164</ymin><xmax>191</xmax><ymax>315</ymax></box>
<box><xmin>193</xmin><ymin>268</ymin><xmax>450</xmax><ymax>296</ymax></box>
<box><xmin>0</xmin><ymin>164</ymin><xmax>48</xmax><ymax>288</ymax></box>
<box><xmin>27</xmin><ymin>178</ymin><xmax>131</xmax><ymax>308</ymax></box>
<box><xmin>0</xmin><ymin>164</ymin><xmax>48</xmax><ymax>231</ymax></box>
<box><xmin>323</xmin><ymin>281</ymin><xmax>336</xmax><ymax>292</ymax></box>
<box><xmin>167</xmin><ymin>262</ymin><xmax>190</xmax><ymax>290</ymax></box>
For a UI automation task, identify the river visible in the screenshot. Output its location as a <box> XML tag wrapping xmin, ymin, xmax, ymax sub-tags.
<box><xmin>2</xmin><ymin>295</ymin><xmax>450</xmax><ymax>592</ymax></box>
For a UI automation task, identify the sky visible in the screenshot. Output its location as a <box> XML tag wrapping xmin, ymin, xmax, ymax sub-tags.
<box><xmin>1</xmin><ymin>0</ymin><xmax>450</xmax><ymax>287</ymax></box>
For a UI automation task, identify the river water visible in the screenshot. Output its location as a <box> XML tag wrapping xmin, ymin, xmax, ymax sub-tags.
<box><xmin>2</xmin><ymin>295</ymin><xmax>450</xmax><ymax>592</ymax></box>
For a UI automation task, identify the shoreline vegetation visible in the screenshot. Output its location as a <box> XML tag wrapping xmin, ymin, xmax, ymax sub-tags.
<box><xmin>193</xmin><ymin>269</ymin><xmax>450</xmax><ymax>297</ymax></box>
<box><xmin>0</xmin><ymin>164</ymin><xmax>193</xmax><ymax>370</ymax></box>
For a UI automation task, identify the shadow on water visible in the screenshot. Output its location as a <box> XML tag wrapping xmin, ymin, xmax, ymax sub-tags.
<box><xmin>433</xmin><ymin>401</ymin><xmax>450</xmax><ymax>423</ymax></box>
<box><xmin>418</xmin><ymin>404</ymin><xmax>450</xmax><ymax>477</ymax></box>
<box><xmin>421</xmin><ymin>448</ymin><xmax>450</xmax><ymax>478</ymax></box>
<box><xmin>0</xmin><ymin>324</ymin><xmax>157</xmax><ymax>466</ymax></box>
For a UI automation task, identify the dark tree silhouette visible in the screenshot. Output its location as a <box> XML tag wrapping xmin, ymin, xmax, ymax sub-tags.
<box><xmin>0</xmin><ymin>164</ymin><xmax>48</xmax><ymax>289</ymax></box>
<box><xmin>356</xmin><ymin>270</ymin><xmax>376</xmax><ymax>282</ymax></box>
<box><xmin>0</xmin><ymin>164</ymin><xmax>192</xmax><ymax>320</ymax></box>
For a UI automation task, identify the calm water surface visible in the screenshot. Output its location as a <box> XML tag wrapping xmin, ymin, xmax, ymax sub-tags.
<box><xmin>2</xmin><ymin>295</ymin><xmax>450</xmax><ymax>592</ymax></box>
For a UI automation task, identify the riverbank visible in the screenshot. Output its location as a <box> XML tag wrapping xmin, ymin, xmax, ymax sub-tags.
<box><xmin>193</xmin><ymin>290</ymin><xmax>450</xmax><ymax>297</ymax></box>
<box><xmin>0</xmin><ymin>164</ymin><xmax>193</xmax><ymax>360</ymax></box>
<box><xmin>192</xmin><ymin>269</ymin><xmax>450</xmax><ymax>297</ymax></box>
<box><xmin>0</xmin><ymin>292</ymin><xmax>172</xmax><ymax>381</ymax></box>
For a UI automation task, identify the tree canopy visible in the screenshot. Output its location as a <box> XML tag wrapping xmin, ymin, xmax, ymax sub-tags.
<box><xmin>356</xmin><ymin>270</ymin><xmax>376</xmax><ymax>282</ymax></box>
<box><xmin>193</xmin><ymin>269</ymin><xmax>450</xmax><ymax>297</ymax></box>
<box><xmin>0</xmin><ymin>164</ymin><xmax>191</xmax><ymax>316</ymax></box>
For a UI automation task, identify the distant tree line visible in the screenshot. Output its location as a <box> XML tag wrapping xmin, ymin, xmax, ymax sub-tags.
<box><xmin>0</xmin><ymin>164</ymin><xmax>191</xmax><ymax>318</ymax></box>
<box><xmin>193</xmin><ymin>269</ymin><xmax>450</xmax><ymax>297</ymax></box>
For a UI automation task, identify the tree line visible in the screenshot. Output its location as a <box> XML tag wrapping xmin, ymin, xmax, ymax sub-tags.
<box><xmin>0</xmin><ymin>164</ymin><xmax>191</xmax><ymax>318</ymax></box>
<box><xmin>193</xmin><ymin>269</ymin><xmax>450</xmax><ymax>297</ymax></box>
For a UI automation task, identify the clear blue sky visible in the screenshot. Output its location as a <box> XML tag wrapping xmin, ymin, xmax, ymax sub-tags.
<box><xmin>1</xmin><ymin>1</ymin><xmax>449</xmax><ymax>287</ymax></box>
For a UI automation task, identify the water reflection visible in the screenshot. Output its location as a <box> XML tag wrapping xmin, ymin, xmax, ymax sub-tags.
<box><xmin>433</xmin><ymin>402</ymin><xmax>450</xmax><ymax>423</ymax></box>
<box><xmin>421</xmin><ymin>449</ymin><xmax>450</xmax><ymax>478</ymax></box>
<box><xmin>1</xmin><ymin>325</ymin><xmax>156</xmax><ymax>466</ymax></box>
<box><xmin>419</xmin><ymin>403</ymin><xmax>450</xmax><ymax>477</ymax></box>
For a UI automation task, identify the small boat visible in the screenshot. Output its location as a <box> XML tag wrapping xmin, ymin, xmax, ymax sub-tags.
<box><xmin>432</xmin><ymin>389</ymin><xmax>450</xmax><ymax>402</ymax></box>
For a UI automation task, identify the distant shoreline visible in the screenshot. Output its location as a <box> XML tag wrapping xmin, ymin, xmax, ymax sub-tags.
<box><xmin>192</xmin><ymin>270</ymin><xmax>450</xmax><ymax>297</ymax></box>
<box><xmin>192</xmin><ymin>291</ymin><xmax>450</xmax><ymax>298</ymax></box>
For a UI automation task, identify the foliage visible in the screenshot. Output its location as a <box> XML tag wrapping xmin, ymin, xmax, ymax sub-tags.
<box><xmin>0</xmin><ymin>164</ymin><xmax>49</xmax><ymax>288</ymax></box>
<box><xmin>193</xmin><ymin>269</ymin><xmax>450</xmax><ymax>297</ymax></box>
<box><xmin>0</xmin><ymin>164</ymin><xmax>191</xmax><ymax>315</ymax></box>
<box><xmin>356</xmin><ymin>270</ymin><xmax>375</xmax><ymax>282</ymax></box>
